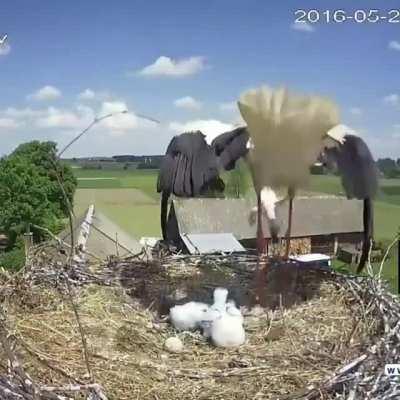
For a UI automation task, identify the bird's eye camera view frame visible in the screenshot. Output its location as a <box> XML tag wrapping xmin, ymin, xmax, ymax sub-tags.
<box><xmin>0</xmin><ymin>1</ymin><xmax>399</xmax><ymax>399</ymax></box>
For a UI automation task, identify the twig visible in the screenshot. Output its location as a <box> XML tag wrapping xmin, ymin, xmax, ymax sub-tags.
<box><xmin>87</xmin><ymin>222</ymin><xmax>140</xmax><ymax>256</ymax></box>
<box><xmin>31</xmin><ymin>223</ymin><xmax>101</xmax><ymax>261</ymax></box>
<box><xmin>0</xmin><ymin>312</ymin><xmax>38</xmax><ymax>398</ymax></box>
<box><xmin>62</xmin><ymin>272</ymin><xmax>93</xmax><ymax>381</ymax></box>
<box><xmin>41</xmin><ymin>383</ymin><xmax>107</xmax><ymax>400</ymax></box>
<box><xmin>377</xmin><ymin>235</ymin><xmax>399</xmax><ymax>280</ymax></box>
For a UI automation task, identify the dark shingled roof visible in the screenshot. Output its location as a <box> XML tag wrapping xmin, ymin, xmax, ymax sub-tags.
<box><xmin>168</xmin><ymin>196</ymin><xmax>364</xmax><ymax>240</ymax></box>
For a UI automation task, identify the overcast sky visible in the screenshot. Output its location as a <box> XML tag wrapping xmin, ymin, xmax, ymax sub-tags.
<box><xmin>0</xmin><ymin>0</ymin><xmax>399</xmax><ymax>158</ymax></box>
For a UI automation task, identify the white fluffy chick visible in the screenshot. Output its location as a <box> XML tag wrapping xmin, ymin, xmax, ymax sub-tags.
<box><xmin>210</xmin><ymin>299</ymin><xmax>245</xmax><ymax>348</ymax></box>
<box><xmin>226</xmin><ymin>300</ymin><xmax>244</xmax><ymax>323</ymax></box>
<box><xmin>169</xmin><ymin>301</ymin><xmax>209</xmax><ymax>331</ymax></box>
<box><xmin>211</xmin><ymin>287</ymin><xmax>229</xmax><ymax>313</ymax></box>
<box><xmin>200</xmin><ymin>287</ymin><xmax>229</xmax><ymax>338</ymax></box>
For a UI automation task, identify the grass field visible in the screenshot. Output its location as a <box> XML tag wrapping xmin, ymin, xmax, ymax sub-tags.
<box><xmin>73</xmin><ymin>168</ymin><xmax>399</xmax><ymax>291</ymax></box>
<box><xmin>75</xmin><ymin>169</ymin><xmax>159</xmax><ymax>200</ymax></box>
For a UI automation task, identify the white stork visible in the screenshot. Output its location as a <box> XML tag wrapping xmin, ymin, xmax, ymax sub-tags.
<box><xmin>157</xmin><ymin>127</ymin><xmax>249</xmax><ymax>240</ymax></box>
<box><xmin>238</xmin><ymin>85</ymin><xmax>378</xmax><ymax>272</ymax></box>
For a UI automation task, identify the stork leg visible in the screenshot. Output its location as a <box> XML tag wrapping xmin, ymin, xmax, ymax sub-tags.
<box><xmin>284</xmin><ymin>188</ymin><xmax>295</xmax><ymax>259</ymax></box>
<box><xmin>256</xmin><ymin>192</ymin><xmax>267</xmax><ymax>255</ymax></box>
<box><xmin>255</xmin><ymin>192</ymin><xmax>267</xmax><ymax>306</ymax></box>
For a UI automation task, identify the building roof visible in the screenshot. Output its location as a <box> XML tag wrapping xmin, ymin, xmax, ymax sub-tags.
<box><xmin>169</xmin><ymin>196</ymin><xmax>364</xmax><ymax>240</ymax></box>
<box><xmin>180</xmin><ymin>233</ymin><xmax>246</xmax><ymax>254</ymax></box>
<box><xmin>290</xmin><ymin>253</ymin><xmax>331</xmax><ymax>262</ymax></box>
<box><xmin>58</xmin><ymin>207</ymin><xmax>142</xmax><ymax>259</ymax></box>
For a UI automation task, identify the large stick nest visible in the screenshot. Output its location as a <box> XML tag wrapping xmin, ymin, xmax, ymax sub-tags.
<box><xmin>0</xmin><ymin>244</ymin><xmax>399</xmax><ymax>399</ymax></box>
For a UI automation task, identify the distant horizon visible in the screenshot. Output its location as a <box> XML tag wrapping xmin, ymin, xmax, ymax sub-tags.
<box><xmin>60</xmin><ymin>153</ymin><xmax>399</xmax><ymax>161</ymax></box>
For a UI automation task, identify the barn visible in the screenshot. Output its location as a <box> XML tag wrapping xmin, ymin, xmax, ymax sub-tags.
<box><xmin>165</xmin><ymin>196</ymin><xmax>364</xmax><ymax>256</ymax></box>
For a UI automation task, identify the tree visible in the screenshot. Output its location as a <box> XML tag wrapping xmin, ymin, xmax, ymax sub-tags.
<box><xmin>0</xmin><ymin>156</ymin><xmax>57</xmax><ymax>246</ymax></box>
<box><xmin>376</xmin><ymin>158</ymin><xmax>398</xmax><ymax>179</ymax></box>
<box><xmin>226</xmin><ymin>161</ymin><xmax>249</xmax><ymax>198</ymax></box>
<box><xmin>11</xmin><ymin>141</ymin><xmax>77</xmax><ymax>217</ymax></box>
<box><xmin>377</xmin><ymin>158</ymin><xmax>396</xmax><ymax>171</ymax></box>
<box><xmin>0</xmin><ymin>141</ymin><xmax>77</xmax><ymax>248</ymax></box>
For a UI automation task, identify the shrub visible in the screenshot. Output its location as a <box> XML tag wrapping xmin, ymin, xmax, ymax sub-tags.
<box><xmin>0</xmin><ymin>238</ymin><xmax>25</xmax><ymax>271</ymax></box>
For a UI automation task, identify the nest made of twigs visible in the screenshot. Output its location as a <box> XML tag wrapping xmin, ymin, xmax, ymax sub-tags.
<box><xmin>1</xmin><ymin>248</ymin><xmax>399</xmax><ymax>400</ymax></box>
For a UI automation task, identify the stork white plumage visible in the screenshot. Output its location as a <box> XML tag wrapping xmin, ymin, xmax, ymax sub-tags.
<box><xmin>238</xmin><ymin>85</ymin><xmax>378</xmax><ymax>273</ymax></box>
<box><xmin>238</xmin><ymin>85</ymin><xmax>340</xmax><ymax>257</ymax></box>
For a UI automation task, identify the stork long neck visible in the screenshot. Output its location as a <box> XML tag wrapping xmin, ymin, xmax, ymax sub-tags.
<box><xmin>260</xmin><ymin>186</ymin><xmax>278</xmax><ymax>221</ymax></box>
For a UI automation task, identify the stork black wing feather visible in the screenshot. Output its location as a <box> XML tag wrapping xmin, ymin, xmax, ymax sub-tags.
<box><xmin>157</xmin><ymin>129</ymin><xmax>248</xmax><ymax>240</ymax></box>
<box><xmin>192</xmin><ymin>145</ymin><xmax>218</xmax><ymax>194</ymax></box>
<box><xmin>157</xmin><ymin>153</ymin><xmax>175</xmax><ymax>193</ymax></box>
<box><xmin>173</xmin><ymin>153</ymin><xmax>187</xmax><ymax>196</ymax></box>
<box><xmin>325</xmin><ymin>135</ymin><xmax>378</xmax><ymax>199</ymax></box>
<box><xmin>211</xmin><ymin>127</ymin><xmax>249</xmax><ymax>170</ymax></box>
<box><xmin>324</xmin><ymin>135</ymin><xmax>378</xmax><ymax>272</ymax></box>
<box><xmin>157</xmin><ymin>130</ymin><xmax>225</xmax><ymax>197</ymax></box>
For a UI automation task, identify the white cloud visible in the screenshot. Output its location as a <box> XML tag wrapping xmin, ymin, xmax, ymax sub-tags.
<box><xmin>0</xmin><ymin>43</ymin><xmax>11</xmax><ymax>56</ymax></box>
<box><xmin>137</xmin><ymin>56</ymin><xmax>206</xmax><ymax>78</ymax></box>
<box><xmin>78</xmin><ymin>89</ymin><xmax>96</xmax><ymax>100</ymax></box>
<box><xmin>1</xmin><ymin>105</ymin><xmax>91</xmax><ymax>132</ymax></box>
<box><xmin>27</xmin><ymin>85</ymin><xmax>62</xmax><ymax>101</ymax></box>
<box><xmin>291</xmin><ymin>21</ymin><xmax>315</xmax><ymax>33</ymax></box>
<box><xmin>388</xmin><ymin>40</ymin><xmax>400</xmax><ymax>51</ymax></box>
<box><xmin>98</xmin><ymin>101</ymin><xmax>139</xmax><ymax>136</ymax></box>
<box><xmin>393</xmin><ymin>124</ymin><xmax>400</xmax><ymax>130</ymax></box>
<box><xmin>219</xmin><ymin>101</ymin><xmax>237</xmax><ymax>112</ymax></box>
<box><xmin>383</xmin><ymin>94</ymin><xmax>399</xmax><ymax>106</ymax></box>
<box><xmin>174</xmin><ymin>96</ymin><xmax>202</xmax><ymax>111</ymax></box>
<box><xmin>349</xmin><ymin>107</ymin><xmax>362</xmax><ymax>116</ymax></box>
<box><xmin>78</xmin><ymin>88</ymin><xmax>110</xmax><ymax>101</ymax></box>
<box><xmin>232</xmin><ymin>114</ymin><xmax>246</xmax><ymax>127</ymax></box>
<box><xmin>35</xmin><ymin>107</ymin><xmax>90</xmax><ymax>129</ymax></box>
<box><xmin>0</xmin><ymin>99</ymin><xmax>166</xmax><ymax>156</ymax></box>
<box><xmin>169</xmin><ymin>119</ymin><xmax>233</xmax><ymax>138</ymax></box>
<box><xmin>0</xmin><ymin>101</ymin><xmax>148</xmax><ymax>137</ymax></box>
<box><xmin>3</xmin><ymin>107</ymin><xmax>44</xmax><ymax>119</ymax></box>
<box><xmin>0</xmin><ymin>118</ymin><xmax>20</xmax><ymax>130</ymax></box>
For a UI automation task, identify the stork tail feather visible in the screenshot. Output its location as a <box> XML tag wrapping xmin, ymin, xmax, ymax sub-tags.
<box><xmin>357</xmin><ymin>198</ymin><xmax>374</xmax><ymax>273</ymax></box>
<box><xmin>160</xmin><ymin>191</ymin><xmax>170</xmax><ymax>241</ymax></box>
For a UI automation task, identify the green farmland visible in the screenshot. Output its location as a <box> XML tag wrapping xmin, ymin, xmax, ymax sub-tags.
<box><xmin>74</xmin><ymin>169</ymin><xmax>159</xmax><ymax>238</ymax></box>
<box><xmin>73</xmin><ymin>167</ymin><xmax>400</xmax><ymax>291</ymax></box>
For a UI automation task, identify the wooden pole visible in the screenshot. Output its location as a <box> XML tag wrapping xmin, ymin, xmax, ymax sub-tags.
<box><xmin>397</xmin><ymin>238</ymin><xmax>399</xmax><ymax>295</ymax></box>
<box><xmin>115</xmin><ymin>233</ymin><xmax>119</xmax><ymax>257</ymax></box>
<box><xmin>74</xmin><ymin>204</ymin><xmax>95</xmax><ymax>263</ymax></box>
<box><xmin>23</xmin><ymin>232</ymin><xmax>33</xmax><ymax>256</ymax></box>
<box><xmin>333</xmin><ymin>235</ymin><xmax>339</xmax><ymax>256</ymax></box>
<box><xmin>284</xmin><ymin>197</ymin><xmax>294</xmax><ymax>259</ymax></box>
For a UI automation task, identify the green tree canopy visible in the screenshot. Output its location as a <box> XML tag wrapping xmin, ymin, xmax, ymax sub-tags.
<box><xmin>225</xmin><ymin>160</ymin><xmax>250</xmax><ymax>198</ymax></box>
<box><xmin>0</xmin><ymin>141</ymin><xmax>77</xmax><ymax>247</ymax></box>
<box><xmin>11</xmin><ymin>141</ymin><xmax>77</xmax><ymax>217</ymax></box>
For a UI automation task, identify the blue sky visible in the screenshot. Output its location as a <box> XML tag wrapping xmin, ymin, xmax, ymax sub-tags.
<box><xmin>0</xmin><ymin>0</ymin><xmax>399</xmax><ymax>157</ymax></box>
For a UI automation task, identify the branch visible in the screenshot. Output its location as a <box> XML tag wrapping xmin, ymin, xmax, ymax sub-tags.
<box><xmin>57</xmin><ymin>110</ymin><xmax>160</xmax><ymax>158</ymax></box>
<box><xmin>62</xmin><ymin>273</ymin><xmax>93</xmax><ymax>381</ymax></box>
<box><xmin>57</xmin><ymin>111</ymin><xmax>127</xmax><ymax>158</ymax></box>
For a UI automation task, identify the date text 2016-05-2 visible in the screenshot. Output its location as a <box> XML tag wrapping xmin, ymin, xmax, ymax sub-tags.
<box><xmin>294</xmin><ymin>9</ymin><xmax>400</xmax><ymax>24</ymax></box>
